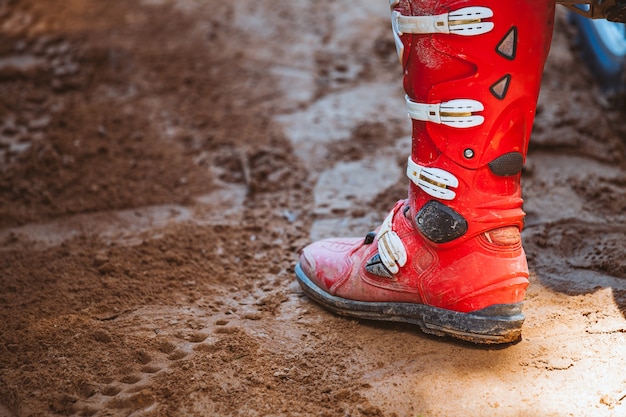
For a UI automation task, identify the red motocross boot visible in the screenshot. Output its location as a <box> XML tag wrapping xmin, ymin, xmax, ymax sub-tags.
<box><xmin>296</xmin><ymin>0</ymin><xmax>556</xmax><ymax>343</ymax></box>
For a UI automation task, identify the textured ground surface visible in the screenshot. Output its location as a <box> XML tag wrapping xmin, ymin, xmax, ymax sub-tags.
<box><xmin>1</xmin><ymin>1</ymin><xmax>626</xmax><ymax>416</ymax></box>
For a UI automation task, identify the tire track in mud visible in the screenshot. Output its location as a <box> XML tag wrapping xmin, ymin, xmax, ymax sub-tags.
<box><xmin>0</xmin><ymin>1</ymin><xmax>311</xmax><ymax>416</ymax></box>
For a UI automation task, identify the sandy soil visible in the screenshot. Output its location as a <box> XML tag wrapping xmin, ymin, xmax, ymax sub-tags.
<box><xmin>1</xmin><ymin>1</ymin><xmax>625</xmax><ymax>416</ymax></box>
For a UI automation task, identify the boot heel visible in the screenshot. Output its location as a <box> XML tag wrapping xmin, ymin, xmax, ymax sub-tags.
<box><xmin>419</xmin><ymin>303</ymin><xmax>524</xmax><ymax>344</ymax></box>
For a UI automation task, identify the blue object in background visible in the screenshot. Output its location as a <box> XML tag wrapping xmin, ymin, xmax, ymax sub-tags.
<box><xmin>569</xmin><ymin>12</ymin><xmax>626</xmax><ymax>96</ymax></box>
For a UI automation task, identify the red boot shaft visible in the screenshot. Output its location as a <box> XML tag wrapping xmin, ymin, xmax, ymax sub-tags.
<box><xmin>394</xmin><ymin>0</ymin><xmax>555</xmax><ymax>242</ymax></box>
<box><xmin>296</xmin><ymin>0</ymin><xmax>556</xmax><ymax>343</ymax></box>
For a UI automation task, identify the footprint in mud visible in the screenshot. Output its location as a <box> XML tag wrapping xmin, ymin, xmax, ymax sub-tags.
<box><xmin>120</xmin><ymin>374</ymin><xmax>142</xmax><ymax>384</ymax></box>
<box><xmin>140</xmin><ymin>364</ymin><xmax>162</xmax><ymax>374</ymax></box>
<box><xmin>175</xmin><ymin>330</ymin><xmax>209</xmax><ymax>343</ymax></box>
<box><xmin>135</xmin><ymin>350</ymin><xmax>152</xmax><ymax>365</ymax></box>
<box><xmin>106</xmin><ymin>390</ymin><xmax>155</xmax><ymax>412</ymax></box>
<box><xmin>213</xmin><ymin>318</ymin><xmax>242</xmax><ymax>334</ymax></box>
<box><xmin>69</xmin><ymin>324</ymin><xmax>212</xmax><ymax>416</ymax></box>
<box><xmin>167</xmin><ymin>349</ymin><xmax>188</xmax><ymax>361</ymax></box>
<box><xmin>528</xmin><ymin>220</ymin><xmax>626</xmax><ymax>314</ymax></box>
<box><xmin>572</xmin><ymin>175</ymin><xmax>626</xmax><ymax>216</ymax></box>
<box><xmin>101</xmin><ymin>385</ymin><xmax>123</xmax><ymax>397</ymax></box>
<box><xmin>535</xmin><ymin>222</ymin><xmax>626</xmax><ymax>280</ymax></box>
<box><xmin>568</xmin><ymin>236</ymin><xmax>625</xmax><ymax>279</ymax></box>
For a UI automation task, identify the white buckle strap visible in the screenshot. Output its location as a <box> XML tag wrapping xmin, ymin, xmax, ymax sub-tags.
<box><xmin>394</xmin><ymin>7</ymin><xmax>494</xmax><ymax>36</ymax></box>
<box><xmin>391</xmin><ymin>7</ymin><xmax>494</xmax><ymax>61</ymax></box>
<box><xmin>375</xmin><ymin>207</ymin><xmax>407</xmax><ymax>274</ymax></box>
<box><xmin>406</xmin><ymin>157</ymin><xmax>458</xmax><ymax>201</ymax></box>
<box><xmin>405</xmin><ymin>96</ymin><xmax>484</xmax><ymax>128</ymax></box>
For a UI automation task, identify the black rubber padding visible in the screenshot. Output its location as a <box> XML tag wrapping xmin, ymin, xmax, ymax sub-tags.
<box><xmin>295</xmin><ymin>263</ymin><xmax>524</xmax><ymax>344</ymax></box>
<box><xmin>415</xmin><ymin>201</ymin><xmax>468</xmax><ymax>244</ymax></box>
<box><xmin>488</xmin><ymin>152</ymin><xmax>524</xmax><ymax>177</ymax></box>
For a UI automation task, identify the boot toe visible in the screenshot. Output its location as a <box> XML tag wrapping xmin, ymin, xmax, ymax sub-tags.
<box><xmin>298</xmin><ymin>238</ymin><xmax>362</xmax><ymax>292</ymax></box>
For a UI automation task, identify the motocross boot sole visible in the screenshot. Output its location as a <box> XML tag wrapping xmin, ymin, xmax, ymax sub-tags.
<box><xmin>296</xmin><ymin>262</ymin><xmax>525</xmax><ymax>344</ymax></box>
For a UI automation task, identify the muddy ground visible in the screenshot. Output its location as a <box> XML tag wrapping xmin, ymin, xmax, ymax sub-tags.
<box><xmin>1</xmin><ymin>1</ymin><xmax>625</xmax><ymax>416</ymax></box>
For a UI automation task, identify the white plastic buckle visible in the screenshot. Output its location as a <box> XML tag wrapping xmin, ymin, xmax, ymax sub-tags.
<box><xmin>406</xmin><ymin>157</ymin><xmax>458</xmax><ymax>201</ymax></box>
<box><xmin>395</xmin><ymin>7</ymin><xmax>494</xmax><ymax>36</ymax></box>
<box><xmin>375</xmin><ymin>207</ymin><xmax>407</xmax><ymax>274</ymax></box>
<box><xmin>405</xmin><ymin>96</ymin><xmax>484</xmax><ymax>128</ymax></box>
<box><xmin>391</xmin><ymin>7</ymin><xmax>494</xmax><ymax>61</ymax></box>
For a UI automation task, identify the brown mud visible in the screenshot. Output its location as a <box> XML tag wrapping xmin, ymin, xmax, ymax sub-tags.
<box><xmin>1</xmin><ymin>1</ymin><xmax>626</xmax><ymax>416</ymax></box>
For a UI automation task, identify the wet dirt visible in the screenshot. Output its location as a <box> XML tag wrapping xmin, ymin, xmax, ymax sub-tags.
<box><xmin>1</xmin><ymin>1</ymin><xmax>626</xmax><ymax>416</ymax></box>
